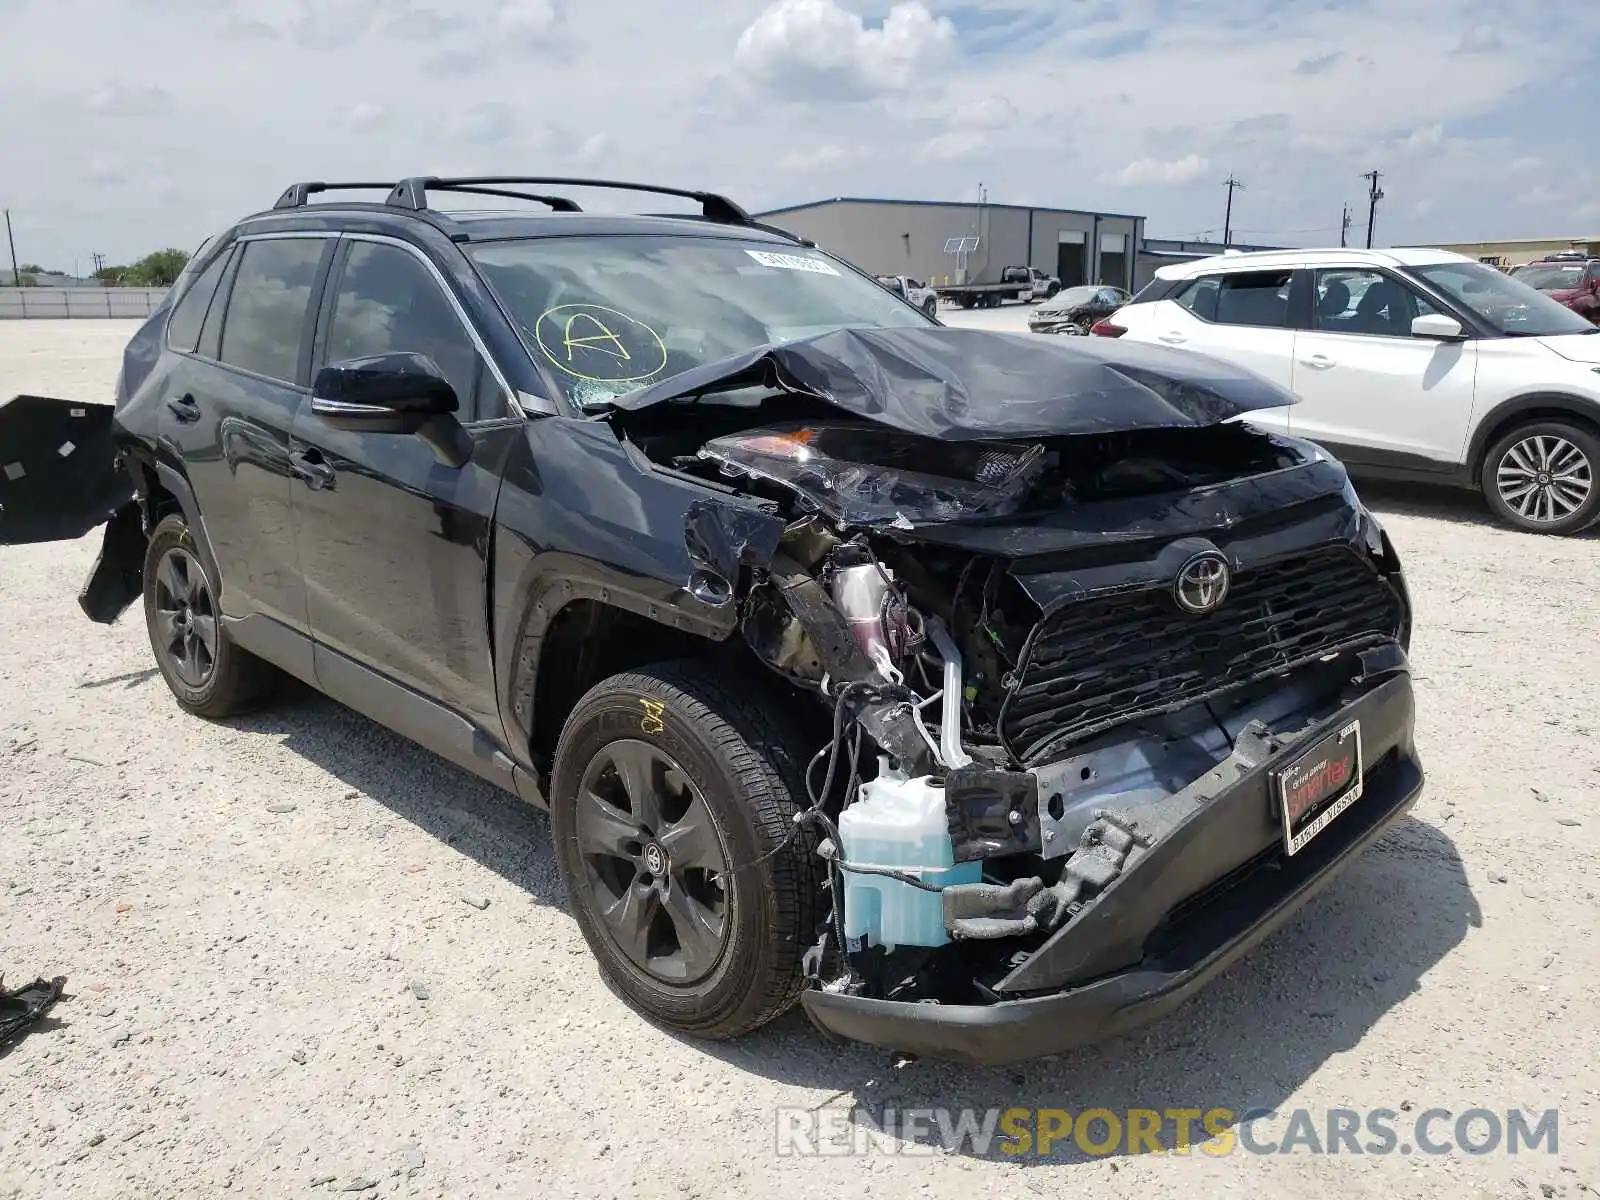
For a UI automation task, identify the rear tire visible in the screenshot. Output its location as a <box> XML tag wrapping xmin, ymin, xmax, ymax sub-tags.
<box><xmin>550</xmin><ymin>660</ymin><xmax>822</xmax><ymax>1041</ymax></box>
<box><xmin>1479</xmin><ymin>420</ymin><xmax>1600</xmax><ymax>535</ymax></box>
<box><xmin>142</xmin><ymin>514</ymin><xmax>280</xmax><ymax>717</ymax></box>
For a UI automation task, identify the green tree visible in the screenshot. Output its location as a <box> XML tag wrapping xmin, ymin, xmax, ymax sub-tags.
<box><xmin>124</xmin><ymin>248</ymin><xmax>190</xmax><ymax>287</ymax></box>
<box><xmin>93</xmin><ymin>265</ymin><xmax>129</xmax><ymax>285</ymax></box>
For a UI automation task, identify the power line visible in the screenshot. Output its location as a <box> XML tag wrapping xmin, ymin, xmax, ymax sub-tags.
<box><xmin>1222</xmin><ymin>175</ymin><xmax>1244</xmax><ymax>248</ymax></box>
<box><xmin>1362</xmin><ymin>170</ymin><xmax>1385</xmax><ymax>248</ymax></box>
<box><xmin>1232</xmin><ymin>225</ymin><xmax>1344</xmax><ymax>235</ymax></box>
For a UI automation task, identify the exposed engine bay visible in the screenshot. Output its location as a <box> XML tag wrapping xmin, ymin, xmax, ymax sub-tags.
<box><xmin>608</xmin><ymin>344</ymin><xmax>1413</xmax><ymax>1018</ymax></box>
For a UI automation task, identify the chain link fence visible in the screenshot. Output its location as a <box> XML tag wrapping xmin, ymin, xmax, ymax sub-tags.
<box><xmin>0</xmin><ymin>287</ymin><xmax>169</xmax><ymax>319</ymax></box>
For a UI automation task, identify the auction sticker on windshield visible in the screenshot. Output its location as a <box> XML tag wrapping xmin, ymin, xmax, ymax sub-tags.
<box><xmin>1275</xmin><ymin>721</ymin><xmax>1364</xmax><ymax>856</ymax></box>
<box><xmin>745</xmin><ymin>250</ymin><xmax>840</xmax><ymax>275</ymax></box>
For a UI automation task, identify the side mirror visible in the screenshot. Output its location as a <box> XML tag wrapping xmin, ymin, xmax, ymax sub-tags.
<box><xmin>1412</xmin><ymin>313</ymin><xmax>1466</xmax><ymax>341</ymax></box>
<box><xmin>310</xmin><ymin>353</ymin><xmax>472</xmax><ymax>469</ymax></box>
<box><xmin>311</xmin><ymin>352</ymin><xmax>458</xmax><ymax>433</ymax></box>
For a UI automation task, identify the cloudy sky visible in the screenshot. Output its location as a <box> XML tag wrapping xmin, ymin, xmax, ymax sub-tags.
<box><xmin>2</xmin><ymin>0</ymin><xmax>1597</xmax><ymax>270</ymax></box>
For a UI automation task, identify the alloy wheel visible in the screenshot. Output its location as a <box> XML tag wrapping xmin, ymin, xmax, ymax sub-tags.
<box><xmin>1495</xmin><ymin>434</ymin><xmax>1594</xmax><ymax>525</ymax></box>
<box><xmin>151</xmin><ymin>546</ymin><xmax>218</xmax><ymax>688</ymax></box>
<box><xmin>575</xmin><ymin>739</ymin><xmax>731</xmax><ymax>984</ymax></box>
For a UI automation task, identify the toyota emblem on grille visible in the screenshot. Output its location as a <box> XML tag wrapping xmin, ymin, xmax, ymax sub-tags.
<box><xmin>1173</xmin><ymin>551</ymin><xmax>1231</xmax><ymax>614</ymax></box>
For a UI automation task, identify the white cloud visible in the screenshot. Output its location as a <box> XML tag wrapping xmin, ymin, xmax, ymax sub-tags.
<box><xmin>82</xmin><ymin>82</ymin><xmax>172</xmax><ymax>113</ymax></box>
<box><xmin>85</xmin><ymin>153</ymin><xmax>129</xmax><ymax>185</ymax></box>
<box><xmin>442</xmin><ymin>102</ymin><xmax>520</xmax><ymax>143</ymax></box>
<box><xmin>575</xmin><ymin>132</ymin><xmax>613</xmax><ymax>164</ymax></box>
<box><xmin>776</xmin><ymin>143</ymin><xmax>860</xmax><ymax>172</ymax></box>
<box><xmin>1397</xmin><ymin>124</ymin><xmax>1444</xmax><ymax>154</ymax></box>
<box><xmin>919</xmin><ymin>131</ymin><xmax>985</xmax><ymax>162</ymax></box>
<box><xmin>495</xmin><ymin>0</ymin><xmax>559</xmax><ymax>41</ymax></box>
<box><xmin>3</xmin><ymin>0</ymin><xmax>1599</xmax><ymax>266</ymax></box>
<box><xmin>734</xmin><ymin>0</ymin><xmax>955</xmax><ymax>98</ymax></box>
<box><xmin>345</xmin><ymin>101</ymin><xmax>387</xmax><ymax>131</ymax></box>
<box><xmin>1116</xmin><ymin>154</ymin><xmax>1210</xmax><ymax>186</ymax></box>
<box><xmin>1453</xmin><ymin>24</ymin><xmax>1504</xmax><ymax>54</ymax></box>
<box><xmin>947</xmin><ymin>95</ymin><xmax>1019</xmax><ymax>131</ymax></box>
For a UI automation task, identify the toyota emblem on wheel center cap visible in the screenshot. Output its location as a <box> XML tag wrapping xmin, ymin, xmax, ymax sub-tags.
<box><xmin>643</xmin><ymin>843</ymin><xmax>667</xmax><ymax>876</ymax></box>
<box><xmin>1173</xmin><ymin>551</ymin><xmax>1231</xmax><ymax>615</ymax></box>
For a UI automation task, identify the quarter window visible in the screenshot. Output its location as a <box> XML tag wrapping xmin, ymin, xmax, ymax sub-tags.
<box><xmin>322</xmin><ymin>241</ymin><xmax>495</xmax><ymax>422</ymax></box>
<box><xmin>218</xmin><ymin>239</ymin><xmax>328</xmax><ymax>384</ymax></box>
<box><xmin>166</xmin><ymin>251</ymin><xmax>231</xmax><ymax>354</ymax></box>
<box><xmin>1313</xmin><ymin>269</ymin><xmax>1439</xmax><ymax>337</ymax></box>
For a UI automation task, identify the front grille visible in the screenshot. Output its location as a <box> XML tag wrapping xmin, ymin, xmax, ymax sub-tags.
<box><xmin>1000</xmin><ymin>545</ymin><xmax>1402</xmax><ymax>765</ymax></box>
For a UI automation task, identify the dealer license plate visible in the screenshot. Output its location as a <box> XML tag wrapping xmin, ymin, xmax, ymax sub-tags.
<box><xmin>1274</xmin><ymin>720</ymin><xmax>1364</xmax><ymax>856</ymax></box>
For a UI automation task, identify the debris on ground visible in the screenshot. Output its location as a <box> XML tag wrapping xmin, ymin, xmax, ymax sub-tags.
<box><xmin>459</xmin><ymin>891</ymin><xmax>489</xmax><ymax>910</ymax></box>
<box><xmin>393</xmin><ymin>1144</ymin><xmax>426</xmax><ymax>1178</ymax></box>
<box><xmin>0</xmin><ymin>974</ymin><xmax>66</xmax><ymax>1047</ymax></box>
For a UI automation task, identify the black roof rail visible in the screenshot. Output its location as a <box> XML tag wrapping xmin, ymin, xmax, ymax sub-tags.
<box><xmin>385</xmin><ymin>176</ymin><xmax>753</xmax><ymax>226</ymax></box>
<box><xmin>273</xmin><ymin>181</ymin><xmax>398</xmax><ymax>210</ymax></box>
<box><xmin>422</xmin><ymin>184</ymin><xmax>582</xmax><ymax>212</ymax></box>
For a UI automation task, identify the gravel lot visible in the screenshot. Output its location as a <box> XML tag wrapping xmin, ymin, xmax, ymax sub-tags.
<box><xmin>3</xmin><ymin>315</ymin><xmax>1598</xmax><ymax>1199</ymax></box>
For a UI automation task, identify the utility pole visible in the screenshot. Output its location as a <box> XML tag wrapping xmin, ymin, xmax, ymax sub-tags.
<box><xmin>1222</xmin><ymin>175</ymin><xmax>1244</xmax><ymax>248</ymax></box>
<box><xmin>1362</xmin><ymin>170</ymin><xmax>1385</xmax><ymax>249</ymax></box>
<box><xmin>1340</xmin><ymin>202</ymin><xmax>1353</xmax><ymax>248</ymax></box>
<box><xmin>4</xmin><ymin>209</ymin><xmax>19</xmax><ymax>287</ymax></box>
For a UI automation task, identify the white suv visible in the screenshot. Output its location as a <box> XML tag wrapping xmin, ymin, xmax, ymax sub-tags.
<box><xmin>1101</xmin><ymin>247</ymin><xmax>1600</xmax><ymax>535</ymax></box>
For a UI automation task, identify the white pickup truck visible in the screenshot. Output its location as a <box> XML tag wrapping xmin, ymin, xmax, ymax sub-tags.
<box><xmin>874</xmin><ymin>274</ymin><xmax>940</xmax><ymax>318</ymax></box>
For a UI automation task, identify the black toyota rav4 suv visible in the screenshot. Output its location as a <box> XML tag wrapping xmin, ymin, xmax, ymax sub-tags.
<box><xmin>0</xmin><ymin>176</ymin><xmax>1424</xmax><ymax>1064</ymax></box>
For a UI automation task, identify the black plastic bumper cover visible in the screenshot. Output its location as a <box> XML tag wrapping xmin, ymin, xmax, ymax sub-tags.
<box><xmin>800</xmin><ymin>680</ymin><xmax>1424</xmax><ymax>1065</ymax></box>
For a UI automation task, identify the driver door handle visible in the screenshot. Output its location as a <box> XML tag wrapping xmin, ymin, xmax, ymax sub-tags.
<box><xmin>1300</xmin><ymin>354</ymin><xmax>1336</xmax><ymax>369</ymax></box>
<box><xmin>289</xmin><ymin>447</ymin><xmax>336</xmax><ymax>491</ymax></box>
<box><xmin>166</xmin><ymin>394</ymin><xmax>201</xmax><ymax>423</ymax></box>
<box><xmin>1158</xmin><ymin>332</ymin><xmax>1187</xmax><ymax>345</ymax></box>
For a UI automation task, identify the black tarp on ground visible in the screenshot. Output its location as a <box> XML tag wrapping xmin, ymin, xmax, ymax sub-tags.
<box><xmin>0</xmin><ymin>396</ymin><xmax>133</xmax><ymax>544</ymax></box>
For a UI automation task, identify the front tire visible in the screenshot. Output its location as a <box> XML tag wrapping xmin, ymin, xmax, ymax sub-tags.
<box><xmin>142</xmin><ymin>513</ymin><xmax>279</xmax><ymax>717</ymax></box>
<box><xmin>1480</xmin><ymin>421</ymin><xmax>1600</xmax><ymax>535</ymax></box>
<box><xmin>550</xmin><ymin>661</ymin><xmax>822</xmax><ymax>1040</ymax></box>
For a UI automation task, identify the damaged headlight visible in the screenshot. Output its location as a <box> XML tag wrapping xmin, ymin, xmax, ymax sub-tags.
<box><xmin>699</xmin><ymin>422</ymin><xmax>1048</xmax><ymax>528</ymax></box>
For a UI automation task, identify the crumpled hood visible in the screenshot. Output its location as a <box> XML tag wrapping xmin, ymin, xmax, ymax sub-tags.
<box><xmin>609</xmin><ymin>326</ymin><xmax>1297</xmax><ymax>440</ymax></box>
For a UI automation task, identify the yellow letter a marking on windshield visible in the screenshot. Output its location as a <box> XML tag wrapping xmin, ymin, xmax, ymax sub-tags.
<box><xmin>562</xmin><ymin>311</ymin><xmax>632</xmax><ymax>363</ymax></box>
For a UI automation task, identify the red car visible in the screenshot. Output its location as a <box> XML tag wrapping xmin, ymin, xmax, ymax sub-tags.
<box><xmin>1510</xmin><ymin>254</ymin><xmax>1600</xmax><ymax>324</ymax></box>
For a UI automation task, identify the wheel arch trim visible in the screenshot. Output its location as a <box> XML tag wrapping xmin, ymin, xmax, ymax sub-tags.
<box><xmin>143</xmin><ymin>460</ymin><xmax>225</xmax><ymax>598</ymax></box>
<box><xmin>500</xmin><ymin>558</ymin><xmax>737</xmax><ymax>772</ymax></box>
<box><xmin>1467</xmin><ymin>392</ymin><xmax>1600</xmax><ymax>484</ymax></box>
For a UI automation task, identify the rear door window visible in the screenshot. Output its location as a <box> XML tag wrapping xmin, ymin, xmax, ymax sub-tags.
<box><xmin>1186</xmin><ymin>270</ymin><xmax>1294</xmax><ymax>328</ymax></box>
<box><xmin>217</xmin><ymin>238</ymin><xmax>328</xmax><ymax>384</ymax></box>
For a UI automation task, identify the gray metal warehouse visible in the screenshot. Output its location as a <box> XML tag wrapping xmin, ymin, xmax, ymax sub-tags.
<box><xmin>755</xmin><ymin>197</ymin><xmax>1147</xmax><ymax>294</ymax></box>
